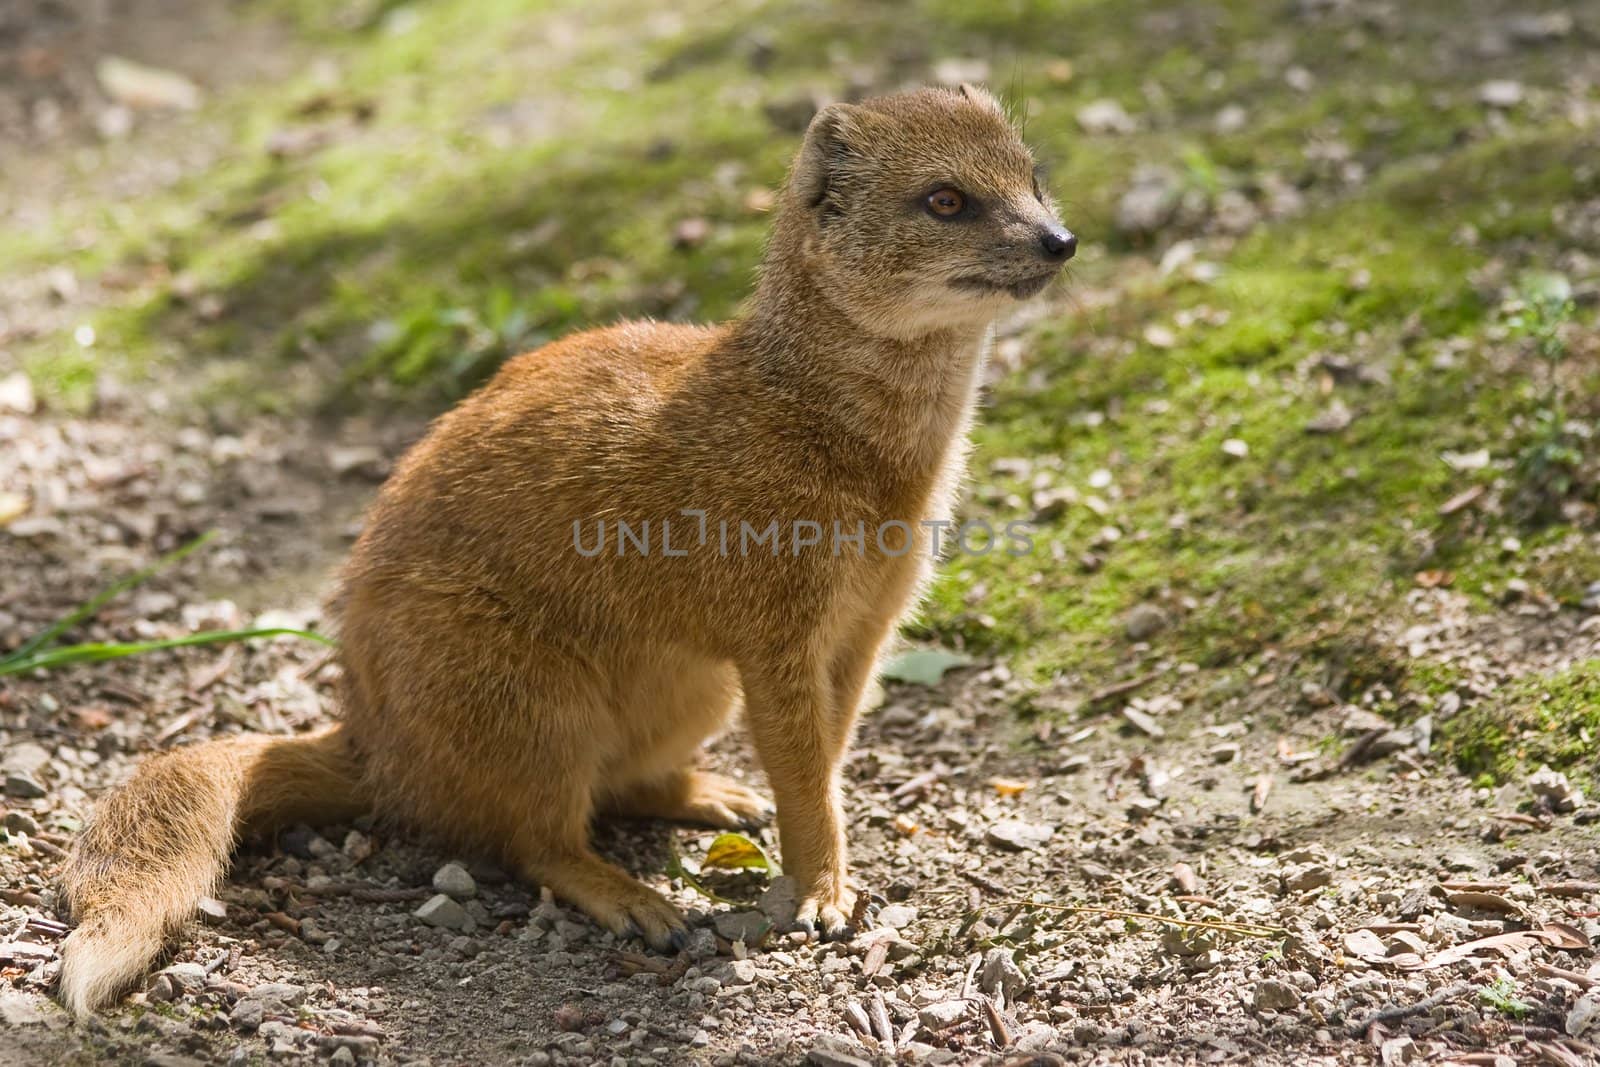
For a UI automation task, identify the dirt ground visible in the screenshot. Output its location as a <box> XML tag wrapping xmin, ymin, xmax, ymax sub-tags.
<box><xmin>5</xmin><ymin>3</ymin><xmax>1600</xmax><ymax>1067</ymax></box>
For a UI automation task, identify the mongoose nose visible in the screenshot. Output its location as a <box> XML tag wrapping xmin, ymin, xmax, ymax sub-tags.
<box><xmin>1040</xmin><ymin>228</ymin><xmax>1077</xmax><ymax>260</ymax></box>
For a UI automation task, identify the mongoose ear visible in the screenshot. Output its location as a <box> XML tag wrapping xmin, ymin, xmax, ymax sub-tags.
<box><xmin>958</xmin><ymin>82</ymin><xmax>1008</xmax><ymax>117</ymax></box>
<box><xmin>791</xmin><ymin>103</ymin><xmax>860</xmax><ymax>214</ymax></box>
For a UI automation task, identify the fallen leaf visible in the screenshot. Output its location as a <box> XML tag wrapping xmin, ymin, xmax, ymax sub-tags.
<box><xmin>1399</xmin><ymin>924</ymin><xmax>1587</xmax><ymax>970</ymax></box>
<box><xmin>880</xmin><ymin>649</ymin><xmax>972</xmax><ymax>687</ymax></box>
<box><xmin>1413</xmin><ymin>569</ymin><xmax>1454</xmax><ymax>589</ymax></box>
<box><xmin>989</xmin><ymin>777</ymin><xmax>1030</xmax><ymax>797</ymax></box>
<box><xmin>703</xmin><ymin>832</ymin><xmax>775</xmax><ymax>874</ymax></box>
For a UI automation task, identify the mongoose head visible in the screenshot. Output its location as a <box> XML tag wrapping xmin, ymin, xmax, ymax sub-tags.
<box><xmin>781</xmin><ymin>84</ymin><xmax>1073</xmax><ymax>339</ymax></box>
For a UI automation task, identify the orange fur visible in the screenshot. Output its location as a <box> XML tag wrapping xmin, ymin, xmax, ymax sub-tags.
<box><xmin>57</xmin><ymin>84</ymin><xmax>1072</xmax><ymax>1012</ymax></box>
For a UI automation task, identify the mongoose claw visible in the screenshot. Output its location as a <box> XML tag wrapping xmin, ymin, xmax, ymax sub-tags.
<box><xmin>792</xmin><ymin>890</ymin><xmax>860</xmax><ymax>942</ymax></box>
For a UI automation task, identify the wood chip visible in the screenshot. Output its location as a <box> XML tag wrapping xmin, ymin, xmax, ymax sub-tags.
<box><xmin>1121</xmin><ymin>705</ymin><xmax>1165</xmax><ymax>739</ymax></box>
<box><xmin>869</xmin><ymin>992</ymin><xmax>895</xmax><ymax>1051</ymax></box>
<box><xmin>1438</xmin><ymin>484</ymin><xmax>1487</xmax><ymax>516</ymax></box>
<box><xmin>861</xmin><ymin>939</ymin><xmax>889</xmax><ymax>979</ymax></box>
<box><xmin>1250</xmin><ymin>773</ymin><xmax>1273</xmax><ymax>814</ymax></box>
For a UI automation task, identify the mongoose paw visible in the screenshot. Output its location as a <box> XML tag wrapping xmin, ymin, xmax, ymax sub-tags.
<box><xmin>793</xmin><ymin>886</ymin><xmax>860</xmax><ymax>942</ymax></box>
<box><xmin>584</xmin><ymin>879</ymin><xmax>689</xmax><ymax>953</ymax></box>
<box><xmin>679</xmin><ymin>772</ymin><xmax>774</xmax><ymax>831</ymax></box>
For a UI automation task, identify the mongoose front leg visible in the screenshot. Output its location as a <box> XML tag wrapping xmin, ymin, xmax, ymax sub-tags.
<box><xmin>741</xmin><ymin>662</ymin><xmax>856</xmax><ymax>939</ymax></box>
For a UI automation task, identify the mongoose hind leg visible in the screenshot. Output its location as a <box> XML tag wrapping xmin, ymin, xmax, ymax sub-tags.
<box><xmin>342</xmin><ymin>602</ymin><xmax>688</xmax><ymax>952</ymax></box>
<box><xmin>603</xmin><ymin>769</ymin><xmax>774</xmax><ymax>830</ymax></box>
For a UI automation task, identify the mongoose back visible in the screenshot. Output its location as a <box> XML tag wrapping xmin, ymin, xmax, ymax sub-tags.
<box><xmin>58</xmin><ymin>83</ymin><xmax>1075</xmax><ymax>1014</ymax></box>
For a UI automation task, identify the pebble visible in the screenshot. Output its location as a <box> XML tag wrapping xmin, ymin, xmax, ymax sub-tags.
<box><xmin>759</xmin><ymin>876</ymin><xmax>798</xmax><ymax>927</ymax></box>
<box><xmin>1123</xmin><ymin>603</ymin><xmax>1169</xmax><ymax>641</ymax></box>
<box><xmin>918</xmin><ymin>999</ymin><xmax>970</xmax><ymax>1030</ymax></box>
<box><xmin>1529</xmin><ymin>766</ymin><xmax>1584</xmax><ymax>813</ymax></box>
<box><xmin>876</xmin><ymin>904</ymin><xmax>917</xmax><ymax>930</ymax></box>
<box><xmin>3</xmin><ymin>810</ymin><xmax>41</xmax><ymax>835</ymax></box>
<box><xmin>1567</xmin><ymin>992</ymin><xmax>1600</xmax><ymax>1037</ymax></box>
<box><xmin>980</xmin><ymin>947</ymin><xmax>1026</xmax><ymax>1000</ymax></box>
<box><xmin>414</xmin><ymin>892</ymin><xmax>470</xmax><ymax>931</ymax></box>
<box><xmin>248</xmin><ymin>982</ymin><xmax>307</xmax><ymax>1008</ymax></box>
<box><xmin>432</xmin><ymin>861</ymin><xmax>478</xmax><ymax>899</ymax></box>
<box><xmin>1282</xmin><ymin>863</ymin><xmax>1333</xmax><ymax>893</ymax></box>
<box><xmin>1252</xmin><ymin>979</ymin><xmax>1300</xmax><ymax>1012</ymax></box>
<box><xmin>713</xmin><ymin>910</ymin><xmax>770</xmax><ymax>945</ymax></box>
<box><xmin>806</xmin><ymin>1040</ymin><xmax>872</xmax><ymax>1067</ymax></box>
<box><xmin>685</xmin><ymin>927</ymin><xmax>719</xmax><ymax>961</ymax></box>
<box><xmin>1076</xmin><ymin>99</ymin><xmax>1137</xmax><ymax>135</ymax></box>
<box><xmin>986</xmin><ymin>819</ymin><xmax>1053</xmax><ymax>852</ymax></box>
<box><xmin>230</xmin><ymin>998</ymin><xmax>265</xmax><ymax>1033</ymax></box>
<box><xmin>1116</xmin><ymin>166</ymin><xmax>1180</xmax><ymax>236</ymax></box>
<box><xmin>1479</xmin><ymin>80</ymin><xmax>1524</xmax><ymax>108</ymax></box>
<box><xmin>717</xmin><ymin>959</ymin><xmax>759</xmax><ymax>986</ymax></box>
<box><xmin>0</xmin><ymin>992</ymin><xmax>46</xmax><ymax>1026</ymax></box>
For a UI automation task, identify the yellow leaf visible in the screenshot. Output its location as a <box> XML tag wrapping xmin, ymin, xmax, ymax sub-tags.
<box><xmin>989</xmin><ymin>777</ymin><xmax>1030</xmax><ymax>797</ymax></box>
<box><xmin>703</xmin><ymin>832</ymin><xmax>774</xmax><ymax>873</ymax></box>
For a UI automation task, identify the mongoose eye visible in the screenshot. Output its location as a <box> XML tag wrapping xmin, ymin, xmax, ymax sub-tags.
<box><xmin>925</xmin><ymin>188</ymin><xmax>967</xmax><ymax>218</ymax></box>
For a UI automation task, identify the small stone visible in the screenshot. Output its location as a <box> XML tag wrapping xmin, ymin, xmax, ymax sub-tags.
<box><xmin>0</xmin><ymin>993</ymin><xmax>45</xmax><ymax>1026</ymax></box>
<box><xmin>230</xmin><ymin>998</ymin><xmax>265</xmax><ymax>1032</ymax></box>
<box><xmin>1282</xmin><ymin>863</ymin><xmax>1333</xmax><ymax>893</ymax></box>
<box><xmin>1530</xmin><ymin>765</ymin><xmax>1584</xmax><ymax>813</ymax></box>
<box><xmin>1031</xmin><ymin>485</ymin><xmax>1080</xmax><ymax>521</ymax></box>
<box><xmin>247</xmin><ymin>982</ymin><xmax>306</xmax><ymax>1008</ymax></box>
<box><xmin>1380</xmin><ymin>1036</ymin><xmax>1419</xmax><ymax>1066</ymax></box>
<box><xmin>1566</xmin><ymin>992</ymin><xmax>1600</xmax><ymax>1037</ymax></box>
<box><xmin>1076</xmin><ymin>98</ymin><xmax>1137</xmax><ymax>135</ymax></box>
<box><xmin>1123</xmin><ymin>603</ymin><xmax>1169</xmax><ymax>641</ymax></box>
<box><xmin>980</xmin><ymin>947</ymin><xmax>1026</xmax><ymax>1000</ymax></box>
<box><xmin>3</xmin><ymin>742</ymin><xmax>50</xmax><ymax>798</ymax></box>
<box><xmin>197</xmin><ymin>897</ymin><xmax>228</xmax><ymax>925</ymax></box>
<box><xmin>807</xmin><ymin>1040</ymin><xmax>872</xmax><ymax>1067</ymax></box>
<box><xmin>3</xmin><ymin>810</ymin><xmax>41</xmax><ymax>834</ymax></box>
<box><xmin>1210</xmin><ymin>742</ymin><xmax>1241</xmax><ymax>763</ymax></box>
<box><xmin>1116</xmin><ymin>166</ymin><xmax>1180</xmax><ymax>236</ymax></box>
<box><xmin>759</xmin><ymin>875</ymin><xmax>799</xmax><ymax>928</ymax></box>
<box><xmin>327</xmin><ymin>445</ymin><xmax>387</xmax><ymax>480</ymax></box>
<box><xmin>1221</xmin><ymin>438</ymin><xmax>1249</xmax><ymax>459</ymax></box>
<box><xmin>1252</xmin><ymin>979</ymin><xmax>1300</xmax><ymax>1012</ymax></box>
<box><xmin>713</xmin><ymin>910</ymin><xmax>770</xmax><ymax>945</ymax></box>
<box><xmin>673</xmin><ymin>217</ymin><xmax>711</xmax><ymax>249</ymax></box>
<box><xmin>432</xmin><ymin>862</ymin><xmax>478</xmax><ymax>899</ymax></box>
<box><xmin>986</xmin><ymin>820</ymin><xmax>1053</xmax><ymax>852</ymax></box>
<box><xmin>329</xmin><ymin>1048</ymin><xmax>357</xmax><ymax>1067</ymax></box>
<box><xmin>876</xmin><ymin>904</ymin><xmax>917</xmax><ymax>930</ymax></box>
<box><xmin>1479</xmin><ymin>80</ymin><xmax>1524</xmax><ymax>108</ymax></box>
<box><xmin>685</xmin><ymin>927</ymin><xmax>719</xmax><ymax>961</ymax></box>
<box><xmin>415</xmin><ymin>892</ymin><xmax>470</xmax><ymax>930</ymax></box>
<box><xmin>0</xmin><ymin>372</ymin><xmax>36</xmax><ymax>414</ymax></box>
<box><xmin>1505</xmin><ymin>12</ymin><xmax>1572</xmax><ymax>44</ymax></box>
<box><xmin>717</xmin><ymin>958</ymin><xmax>758</xmax><ymax>986</ymax></box>
<box><xmin>918</xmin><ymin>999</ymin><xmax>970</xmax><ymax>1030</ymax></box>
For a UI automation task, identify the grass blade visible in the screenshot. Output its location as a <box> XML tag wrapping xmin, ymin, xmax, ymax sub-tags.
<box><xmin>1</xmin><ymin>530</ymin><xmax>219</xmax><ymax>667</ymax></box>
<box><xmin>0</xmin><ymin>627</ymin><xmax>333</xmax><ymax>677</ymax></box>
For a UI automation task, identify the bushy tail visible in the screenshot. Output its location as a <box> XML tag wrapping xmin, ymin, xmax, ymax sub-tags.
<box><xmin>57</xmin><ymin>725</ymin><xmax>365</xmax><ymax>1015</ymax></box>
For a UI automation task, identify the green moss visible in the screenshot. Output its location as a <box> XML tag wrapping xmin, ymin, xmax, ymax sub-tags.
<box><xmin>1441</xmin><ymin>662</ymin><xmax>1600</xmax><ymax>789</ymax></box>
<box><xmin>3</xmin><ymin>0</ymin><xmax>1596</xmax><ymax>729</ymax></box>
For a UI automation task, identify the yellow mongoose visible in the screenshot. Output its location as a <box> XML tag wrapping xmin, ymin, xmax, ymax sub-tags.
<box><xmin>57</xmin><ymin>84</ymin><xmax>1074</xmax><ymax>1014</ymax></box>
